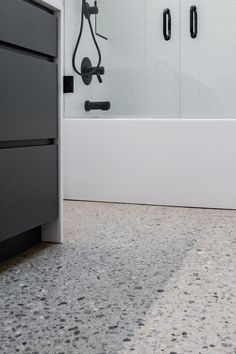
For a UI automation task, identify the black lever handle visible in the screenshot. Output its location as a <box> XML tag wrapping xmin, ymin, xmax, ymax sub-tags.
<box><xmin>190</xmin><ymin>5</ymin><xmax>198</xmax><ymax>38</ymax></box>
<box><xmin>96</xmin><ymin>73</ymin><xmax>102</xmax><ymax>83</ymax></box>
<box><xmin>163</xmin><ymin>8</ymin><xmax>171</xmax><ymax>41</ymax></box>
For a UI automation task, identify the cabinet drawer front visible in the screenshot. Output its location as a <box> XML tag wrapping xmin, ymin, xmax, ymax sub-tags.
<box><xmin>0</xmin><ymin>0</ymin><xmax>57</xmax><ymax>57</ymax></box>
<box><xmin>0</xmin><ymin>145</ymin><xmax>58</xmax><ymax>242</ymax></box>
<box><xmin>0</xmin><ymin>49</ymin><xmax>58</xmax><ymax>141</ymax></box>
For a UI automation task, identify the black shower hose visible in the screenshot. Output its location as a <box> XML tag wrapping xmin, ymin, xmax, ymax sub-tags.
<box><xmin>72</xmin><ymin>0</ymin><xmax>102</xmax><ymax>76</ymax></box>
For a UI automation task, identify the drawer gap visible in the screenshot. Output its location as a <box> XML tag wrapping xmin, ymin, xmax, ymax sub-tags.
<box><xmin>22</xmin><ymin>0</ymin><xmax>54</xmax><ymax>15</ymax></box>
<box><xmin>0</xmin><ymin>139</ymin><xmax>55</xmax><ymax>149</ymax></box>
<box><xmin>0</xmin><ymin>40</ymin><xmax>55</xmax><ymax>62</ymax></box>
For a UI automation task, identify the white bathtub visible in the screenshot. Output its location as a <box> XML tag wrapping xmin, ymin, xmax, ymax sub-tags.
<box><xmin>63</xmin><ymin>118</ymin><xmax>236</xmax><ymax>209</ymax></box>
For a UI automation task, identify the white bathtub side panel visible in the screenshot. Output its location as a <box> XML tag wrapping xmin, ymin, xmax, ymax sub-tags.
<box><xmin>63</xmin><ymin>119</ymin><xmax>236</xmax><ymax>209</ymax></box>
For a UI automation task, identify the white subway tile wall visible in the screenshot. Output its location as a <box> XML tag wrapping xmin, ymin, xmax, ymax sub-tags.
<box><xmin>64</xmin><ymin>0</ymin><xmax>236</xmax><ymax>119</ymax></box>
<box><xmin>64</xmin><ymin>0</ymin><xmax>109</xmax><ymax>118</ymax></box>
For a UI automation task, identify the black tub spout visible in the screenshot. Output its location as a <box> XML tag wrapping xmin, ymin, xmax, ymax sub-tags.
<box><xmin>85</xmin><ymin>100</ymin><xmax>111</xmax><ymax>112</ymax></box>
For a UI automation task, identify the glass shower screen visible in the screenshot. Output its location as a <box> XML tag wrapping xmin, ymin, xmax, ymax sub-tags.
<box><xmin>65</xmin><ymin>0</ymin><xmax>236</xmax><ymax>119</ymax></box>
<box><xmin>97</xmin><ymin>0</ymin><xmax>180</xmax><ymax>118</ymax></box>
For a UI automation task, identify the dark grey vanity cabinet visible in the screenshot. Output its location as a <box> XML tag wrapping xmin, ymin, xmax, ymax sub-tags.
<box><xmin>0</xmin><ymin>0</ymin><xmax>59</xmax><ymax>260</ymax></box>
<box><xmin>0</xmin><ymin>49</ymin><xmax>58</xmax><ymax>141</ymax></box>
<box><xmin>0</xmin><ymin>145</ymin><xmax>58</xmax><ymax>242</ymax></box>
<box><xmin>0</xmin><ymin>0</ymin><xmax>57</xmax><ymax>57</ymax></box>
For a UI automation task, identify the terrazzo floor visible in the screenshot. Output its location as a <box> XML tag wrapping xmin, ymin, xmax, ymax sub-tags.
<box><xmin>0</xmin><ymin>201</ymin><xmax>236</xmax><ymax>354</ymax></box>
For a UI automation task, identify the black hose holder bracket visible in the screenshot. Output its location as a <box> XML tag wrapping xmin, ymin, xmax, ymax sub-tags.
<box><xmin>83</xmin><ymin>1</ymin><xmax>98</xmax><ymax>19</ymax></box>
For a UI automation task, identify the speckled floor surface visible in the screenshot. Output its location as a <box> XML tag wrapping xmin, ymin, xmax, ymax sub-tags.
<box><xmin>0</xmin><ymin>201</ymin><xmax>236</xmax><ymax>354</ymax></box>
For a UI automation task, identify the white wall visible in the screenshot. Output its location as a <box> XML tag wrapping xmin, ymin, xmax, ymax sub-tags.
<box><xmin>64</xmin><ymin>0</ymin><xmax>108</xmax><ymax>118</ymax></box>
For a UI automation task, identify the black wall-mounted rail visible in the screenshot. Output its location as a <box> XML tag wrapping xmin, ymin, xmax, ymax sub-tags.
<box><xmin>163</xmin><ymin>8</ymin><xmax>171</xmax><ymax>41</ymax></box>
<box><xmin>190</xmin><ymin>5</ymin><xmax>198</xmax><ymax>39</ymax></box>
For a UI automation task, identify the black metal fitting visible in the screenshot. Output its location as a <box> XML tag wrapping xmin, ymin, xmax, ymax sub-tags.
<box><xmin>85</xmin><ymin>100</ymin><xmax>111</xmax><ymax>112</ymax></box>
<box><xmin>83</xmin><ymin>1</ymin><xmax>98</xmax><ymax>19</ymax></box>
<box><xmin>81</xmin><ymin>57</ymin><xmax>105</xmax><ymax>85</ymax></box>
<box><xmin>63</xmin><ymin>76</ymin><xmax>74</xmax><ymax>93</ymax></box>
